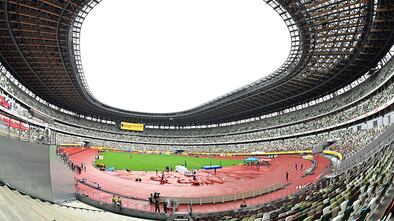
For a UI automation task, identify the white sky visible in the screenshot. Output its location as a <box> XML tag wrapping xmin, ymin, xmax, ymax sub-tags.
<box><xmin>81</xmin><ymin>0</ymin><xmax>290</xmax><ymax>113</ymax></box>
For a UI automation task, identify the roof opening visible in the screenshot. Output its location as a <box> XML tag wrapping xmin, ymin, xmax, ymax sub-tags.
<box><xmin>81</xmin><ymin>0</ymin><xmax>290</xmax><ymax>113</ymax></box>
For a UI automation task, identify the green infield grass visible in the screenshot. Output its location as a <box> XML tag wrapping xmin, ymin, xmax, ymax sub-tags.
<box><xmin>95</xmin><ymin>151</ymin><xmax>243</xmax><ymax>171</ymax></box>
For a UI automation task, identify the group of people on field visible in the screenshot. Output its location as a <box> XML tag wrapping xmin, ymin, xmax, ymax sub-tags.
<box><xmin>148</xmin><ymin>192</ymin><xmax>169</xmax><ymax>213</ymax></box>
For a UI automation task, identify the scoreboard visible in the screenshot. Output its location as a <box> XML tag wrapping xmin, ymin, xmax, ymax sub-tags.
<box><xmin>120</xmin><ymin>122</ymin><xmax>144</xmax><ymax>132</ymax></box>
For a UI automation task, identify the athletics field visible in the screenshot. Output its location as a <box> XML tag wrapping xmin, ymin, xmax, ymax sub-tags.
<box><xmin>94</xmin><ymin>151</ymin><xmax>243</xmax><ymax>171</ymax></box>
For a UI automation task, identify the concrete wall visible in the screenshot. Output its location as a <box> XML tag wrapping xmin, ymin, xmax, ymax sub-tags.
<box><xmin>0</xmin><ymin>136</ymin><xmax>75</xmax><ymax>203</ymax></box>
<box><xmin>49</xmin><ymin>145</ymin><xmax>76</xmax><ymax>203</ymax></box>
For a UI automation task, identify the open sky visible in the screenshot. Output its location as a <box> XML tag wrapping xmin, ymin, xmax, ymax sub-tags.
<box><xmin>81</xmin><ymin>0</ymin><xmax>290</xmax><ymax>113</ymax></box>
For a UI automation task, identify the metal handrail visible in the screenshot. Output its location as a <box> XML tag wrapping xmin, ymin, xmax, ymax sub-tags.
<box><xmin>0</xmin><ymin>109</ymin><xmax>55</xmax><ymax>145</ymax></box>
<box><xmin>77</xmin><ymin>179</ymin><xmax>286</xmax><ymax>205</ymax></box>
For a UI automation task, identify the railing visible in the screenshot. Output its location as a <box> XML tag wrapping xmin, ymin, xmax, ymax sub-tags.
<box><xmin>80</xmin><ymin>178</ymin><xmax>101</xmax><ymax>189</ymax></box>
<box><xmin>0</xmin><ymin>110</ymin><xmax>55</xmax><ymax>145</ymax></box>
<box><xmin>76</xmin><ymin>180</ymin><xmax>301</xmax><ymax>217</ymax></box>
<box><xmin>76</xmin><ymin>193</ymin><xmax>168</xmax><ymax>220</ymax></box>
<box><xmin>77</xmin><ymin>178</ymin><xmax>286</xmax><ymax>205</ymax></box>
<box><xmin>159</xmin><ymin>183</ymin><xmax>286</xmax><ymax>205</ymax></box>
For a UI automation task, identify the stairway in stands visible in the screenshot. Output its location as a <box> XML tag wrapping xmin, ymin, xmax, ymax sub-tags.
<box><xmin>0</xmin><ymin>184</ymin><xmax>148</xmax><ymax>221</ymax></box>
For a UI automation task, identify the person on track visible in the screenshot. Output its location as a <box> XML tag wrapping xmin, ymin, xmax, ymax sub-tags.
<box><xmin>163</xmin><ymin>201</ymin><xmax>168</xmax><ymax>213</ymax></box>
<box><xmin>154</xmin><ymin>199</ymin><xmax>160</xmax><ymax>213</ymax></box>
<box><xmin>112</xmin><ymin>195</ymin><xmax>117</xmax><ymax>205</ymax></box>
<box><xmin>116</xmin><ymin>196</ymin><xmax>122</xmax><ymax>210</ymax></box>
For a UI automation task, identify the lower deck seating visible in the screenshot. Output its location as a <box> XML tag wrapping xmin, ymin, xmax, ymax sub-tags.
<box><xmin>195</xmin><ymin>141</ymin><xmax>394</xmax><ymax>221</ymax></box>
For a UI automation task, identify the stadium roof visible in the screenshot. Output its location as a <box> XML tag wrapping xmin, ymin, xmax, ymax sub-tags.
<box><xmin>1</xmin><ymin>0</ymin><xmax>394</xmax><ymax>126</ymax></box>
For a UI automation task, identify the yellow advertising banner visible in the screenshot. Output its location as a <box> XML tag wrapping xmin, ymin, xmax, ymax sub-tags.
<box><xmin>120</xmin><ymin>122</ymin><xmax>144</xmax><ymax>131</ymax></box>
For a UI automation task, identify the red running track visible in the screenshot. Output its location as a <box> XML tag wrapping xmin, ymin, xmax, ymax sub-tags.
<box><xmin>64</xmin><ymin>148</ymin><xmax>330</xmax><ymax>213</ymax></box>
